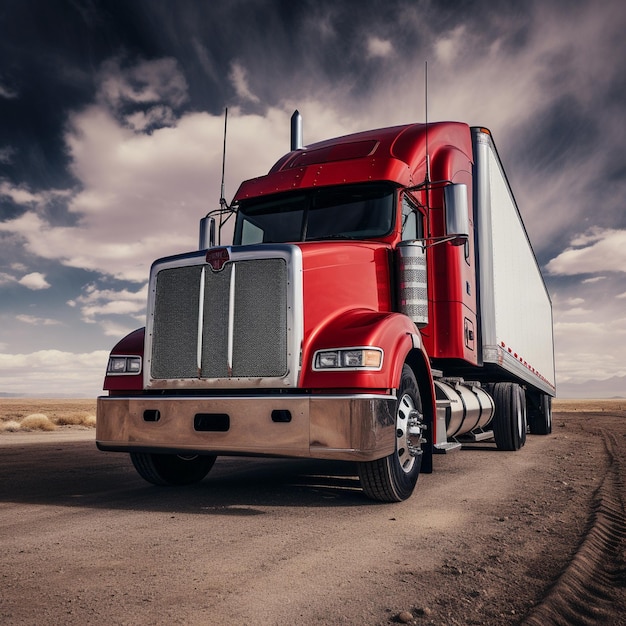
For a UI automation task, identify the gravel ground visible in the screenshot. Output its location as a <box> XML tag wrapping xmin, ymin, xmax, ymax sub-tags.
<box><xmin>0</xmin><ymin>402</ymin><xmax>624</xmax><ymax>625</ymax></box>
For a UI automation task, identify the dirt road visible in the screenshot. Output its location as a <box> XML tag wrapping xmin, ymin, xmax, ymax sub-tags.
<box><xmin>1</xmin><ymin>408</ymin><xmax>625</xmax><ymax>625</ymax></box>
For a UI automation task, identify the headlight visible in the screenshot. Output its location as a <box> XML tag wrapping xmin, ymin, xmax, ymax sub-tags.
<box><xmin>313</xmin><ymin>347</ymin><xmax>383</xmax><ymax>371</ymax></box>
<box><xmin>107</xmin><ymin>355</ymin><xmax>142</xmax><ymax>375</ymax></box>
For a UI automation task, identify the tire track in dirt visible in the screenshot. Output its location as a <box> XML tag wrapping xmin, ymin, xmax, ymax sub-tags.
<box><xmin>522</xmin><ymin>429</ymin><xmax>626</xmax><ymax>625</ymax></box>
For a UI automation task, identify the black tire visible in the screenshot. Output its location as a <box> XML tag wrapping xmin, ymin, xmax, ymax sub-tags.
<box><xmin>358</xmin><ymin>365</ymin><xmax>424</xmax><ymax>502</ymax></box>
<box><xmin>528</xmin><ymin>393</ymin><xmax>552</xmax><ymax>435</ymax></box>
<box><xmin>491</xmin><ymin>382</ymin><xmax>526</xmax><ymax>451</ymax></box>
<box><xmin>519</xmin><ymin>386</ymin><xmax>527</xmax><ymax>447</ymax></box>
<box><xmin>130</xmin><ymin>452</ymin><xmax>216</xmax><ymax>486</ymax></box>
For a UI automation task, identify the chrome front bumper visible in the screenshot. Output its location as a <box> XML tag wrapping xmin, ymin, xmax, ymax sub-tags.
<box><xmin>96</xmin><ymin>393</ymin><xmax>396</xmax><ymax>462</ymax></box>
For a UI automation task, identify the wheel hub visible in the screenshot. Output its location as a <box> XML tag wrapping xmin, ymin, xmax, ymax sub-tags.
<box><xmin>396</xmin><ymin>393</ymin><xmax>425</xmax><ymax>473</ymax></box>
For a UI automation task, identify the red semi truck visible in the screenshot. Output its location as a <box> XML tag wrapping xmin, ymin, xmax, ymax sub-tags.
<box><xmin>97</xmin><ymin>114</ymin><xmax>555</xmax><ymax>502</ymax></box>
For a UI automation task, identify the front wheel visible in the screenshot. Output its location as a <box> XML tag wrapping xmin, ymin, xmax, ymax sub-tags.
<box><xmin>130</xmin><ymin>452</ymin><xmax>216</xmax><ymax>486</ymax></box>
<box><xmin>358</xmin><ymin>365</ymin><xmax>425</xmax><ymax>502</ymax></box>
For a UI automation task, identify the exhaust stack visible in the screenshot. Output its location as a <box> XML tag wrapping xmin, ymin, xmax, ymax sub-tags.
<box><xmin>290</xmin><ymin>110</ymin><xmax>303</xmax><ymax>151</ymax></box>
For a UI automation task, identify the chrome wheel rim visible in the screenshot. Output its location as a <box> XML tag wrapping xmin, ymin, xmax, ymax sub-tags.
<box><xmin>396</xmin><ymin>392</ymin><xmax>417</xmax><ymax>473</ymax></box>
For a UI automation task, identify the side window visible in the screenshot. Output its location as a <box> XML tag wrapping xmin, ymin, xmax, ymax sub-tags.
<box><xmin>401</xmin><ymin>196</ymin><xmax>424</xmax><ymax>240</ymax></box>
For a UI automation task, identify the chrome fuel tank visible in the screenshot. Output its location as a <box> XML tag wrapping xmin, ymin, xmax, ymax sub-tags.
<box><xmin>435</xmin><ymin>380</ymin><xmax>495</xmax><ymax>438</ymax></box>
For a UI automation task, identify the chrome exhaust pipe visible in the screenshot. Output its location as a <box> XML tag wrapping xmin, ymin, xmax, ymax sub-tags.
<box><xmin>290</xmin><ymin>110</ymin><xmax>303</xmax><ymax>151</ymax></box>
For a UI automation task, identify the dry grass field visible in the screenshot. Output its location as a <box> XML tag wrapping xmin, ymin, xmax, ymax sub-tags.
<box><xmin>0</xmin><ymin>398</ymin><xmax>97</xmax><ymax>432</ymax></box>
<box><xmin>552</xmin><ymin>398</ymin><xmax>626</xmax><ymax>412</ymax></box>
<box><xmin>0</xmin><ymin>397</ymin><xmax>622</xmax><ymax>433</ymax></box>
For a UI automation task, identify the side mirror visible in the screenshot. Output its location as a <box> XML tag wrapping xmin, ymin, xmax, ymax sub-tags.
<box><xmin>199</xmin><ymin>216</ymin><xmax>216</xmax><ymax>250</ymax></box>
<box><xmin>444</xmin><ymin>183</ymin><xmax>469</xmax><ymax>245</ymax></box>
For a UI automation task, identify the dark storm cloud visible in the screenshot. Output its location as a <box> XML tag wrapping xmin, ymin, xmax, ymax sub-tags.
<box><xmin>0</xmin><ymin>0</ymin><xmax>547</xmax><ymax>149</ymax></box>
<box><xmin>2</xmin><ymin>0</ymin><xmax>625</xmax><ymax>251</ymax></box>
<box><xmin>0</xmin><ymin>0</ymin><xmax>136</xmax><ymax>188</ymax></box>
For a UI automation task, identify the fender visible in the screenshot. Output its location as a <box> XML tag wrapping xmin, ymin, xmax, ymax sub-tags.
<box><xmin>103</xmin><ymin>327</ymin><xmax>145</xmax><ymax>392</ymax></box>
<box><xmin>301</xmin><ymin>308</ymin><xmax>422</xmax><ymax>391</ymax></box>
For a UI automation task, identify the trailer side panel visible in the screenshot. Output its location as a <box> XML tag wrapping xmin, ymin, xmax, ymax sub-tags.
<box><xmin>473</xmin><ymin>128</ymin><xmax>556</xmax><ymax>395</ymax></box>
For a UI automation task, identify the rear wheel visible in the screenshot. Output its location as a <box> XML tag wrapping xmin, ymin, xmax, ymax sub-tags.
<box><xmin>491</xmin><ymin>382</ymin><xmax>526</xmax><ymax>451</ymax></box>
<box><xmin>528</xmin><ymin>393</ymin><xmax>552</xmax><ymax>435</ymax></box>
<box><xmin>130</xmin><ymin>452</ymin><xmax>216</xmax><ymax>485</ymax></box>
<box><xmin>358</xmin><ymin>365</ymin><xmax>425</xmax><ymax>502</ymax></box>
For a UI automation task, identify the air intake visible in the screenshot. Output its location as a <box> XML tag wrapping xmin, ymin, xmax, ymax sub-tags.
<box><xmin>397</xmin><ymin>241</ymin><xmax>428</xmax><ymax>327</ymax></box>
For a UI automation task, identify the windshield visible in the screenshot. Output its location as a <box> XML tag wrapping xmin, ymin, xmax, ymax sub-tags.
<box><xmin>233</xmin><ymin>183</ymin><xmax>395</xmax><ymax>244</ymax></box>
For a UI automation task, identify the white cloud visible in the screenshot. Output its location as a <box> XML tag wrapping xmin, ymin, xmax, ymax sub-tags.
<box><xmin>549</xmin><ymin>272</ymin><xmax>626</xmax><ymax>390</ymax></box>
<box><xmin>98</xmin><ymin>57</ymin><xmax>188</xmax><ymax>111</ymax></box>
<box><xmin>366</xmin><ymin>36</ymin><xmax>393</xmax><ymax>59</ymax></box>
<box><xmin>0</xmin><ymin>146</ymin><xmax>15</xmax><ymax>163</ymax></box>
<box><xmin>560</xmin><ymin>307</ymin><xmax>592</xmax><ymax>317</ymax></box>
<box><xmin>192</xmin><ymin>38</ymin><xmax>220</xmax><ymax>84</ymax></box>
<box><xmin>0</xmin><ymin>349</ymin><xmax>109</xmax><ymax>397</ymax></box>
<box><xmin>18</xmin><ymin>272</ymin><xmax>51</xmax><ymax>290</ymax></box>
<box><xmin>125</xmin><ymin>105</ymin><xmax>177</xmax><ymax>132</ymax></box>
<box><xmin>0</xmin><ymin>117</ymin><xmax>204</xmax><ymax>281</ymax></box>
<box><xmin>16</xmin><ymin>314</ymin><xmax>61</xmax><ymax>326</ymax></box>
<box><xmin>0</xmin><ymin>181</ymin><xmax>44</xmax><ymax>204</ymax></box>
<box><xmin>229</xmin><ymin>61</ymin><xmax>260</xmax><ymax>103</ymax></box>
<box><xmin>69</xmin><ymin>283</ymin><xmax>148</xmax><ymax>323</ymax></box>
<box><xmin>434</xmin><ymin>25</ymin><xmax>466</xmax><ymax>64</ymax></box>
<box><xmin>310</xmin><ymin>12</ymin><xmax>335</xmax><ymax>40</ymax></box>
<box><xmin>0</xmin><ymin>180</ymin><xmax>72</xmax><ymax>206</ymax></box>
<box><xmin>0</xmin><ymin>272</ymin><xmax>16</xmax><ymax>286</ymax></box>
<box><xmin>554</xmin><ymin>317</ymin><xmax>626</xmax><ymax>384</ymax></box>
<box><xmin>566</xmin><ymin>297</ymin><xmax>585</xmax><ymax>306</ymax></box>
<box><xmin>0</xmin><ymin>98</ymin><xmax>323</xmax><ymax>283</ymax></box>
<box><xmin>0</xmin><ymin>82</ymin><xmax>17</xmax><ymax>99</ymax></box>
<box><xmin>546</xmin><ymin>228</ymin><xmax>626</xmax><ymax>275</ymax></box>
<box><xmin>100</xmin><ymin>319</ymin><xmax>141</xmax><ymax>339</ymax></box>
<box><xmin>571</xmin><ymin>230</ymin><xmax>604</xmax><ymax>247</ymax></box>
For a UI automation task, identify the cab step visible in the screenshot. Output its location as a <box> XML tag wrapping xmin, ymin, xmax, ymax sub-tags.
<box><xmin>433</xmin><ymin>441</ymin><xmax>463</xmax><ymax>454</ymax></box>
<box><xmin>457</xmin><ymin>429</ymin><xmax>494</xmax><ymax>443</ymax></box>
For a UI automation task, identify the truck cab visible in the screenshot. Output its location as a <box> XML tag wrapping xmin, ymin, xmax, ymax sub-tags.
<box><xmin>97</xmin><ymin>117</ymin><xmax>555</xmax><ymax>502</ymax></box>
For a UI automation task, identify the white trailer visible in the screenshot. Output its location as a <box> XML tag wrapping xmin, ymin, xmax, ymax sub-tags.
<box><xmin>469</xmin><ymin>127</ymin><xmax>555</xmax><ymax>437</ymax></box>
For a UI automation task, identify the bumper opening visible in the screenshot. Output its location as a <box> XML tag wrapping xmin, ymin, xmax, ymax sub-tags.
<box><xmin>194</xmin><ymin>413</ymin><xmax>230</xmax><ymax>432</ymax></box>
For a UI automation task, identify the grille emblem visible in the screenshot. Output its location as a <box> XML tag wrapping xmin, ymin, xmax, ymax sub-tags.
<box><xmin>206</xmin><ymin>247</ymin><xmax>230</xmax><ymax>271</ymax></box>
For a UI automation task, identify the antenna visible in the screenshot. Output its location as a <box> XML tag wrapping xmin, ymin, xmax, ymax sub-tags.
<box><xmin>424</xmin><ymin>61</ymin><xmax>431</xmax><ymax>184</ymax></box>
<box><xmin>219</xmin><ymin>107</ymin><xmax>228</xmax><ymax>211</ymax></box>
<box><xmin>218</xmin><ymin>107</ymin><xmax>229</xmax><ymax>243</ymax></box>
<box><xmin>199</xmin><ymin>107</ymin><xmax>235</xmax><ymax>249</ymax></box>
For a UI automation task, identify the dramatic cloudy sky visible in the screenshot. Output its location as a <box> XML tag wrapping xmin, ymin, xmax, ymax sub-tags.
<box><xmin>1</xmin><ymin>0</ymin><xmax>625</xmax><ymax>397</ymax></box>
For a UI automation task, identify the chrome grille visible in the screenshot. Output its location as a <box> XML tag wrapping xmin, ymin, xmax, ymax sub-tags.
<box><xmin>151</xmin><ymin>265</ymin><xmax>202</xmax><ymax>379</ymax></box>
<box><xmin>230</xmin><ymin>260</ymin><xmax>287</xmax><ymax>377</ymax></box>
<box><xmin>151</xmin><ymin>256</ymin><xmax>289</xmax><ymax>382</ymax></box>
